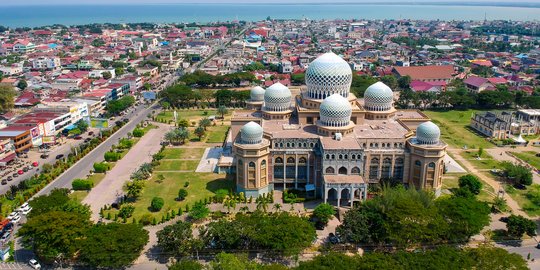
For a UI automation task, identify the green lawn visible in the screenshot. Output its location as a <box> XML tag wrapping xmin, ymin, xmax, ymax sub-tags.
<box><xmin>155</xmin><ymin>160</ymin><xmax>199</xmax><ymax>171</ymax></box>
<box><xmin>505</xmin><ymin>184</ymin><xmax>540</xmax><ymax>217</ymax></box>
<box><xmin>205</xmin><ymin>125</ymin><xmax>229</xmax><ymax>143</ymax></box>
<box><xmin>107</xmin><ymin>172</ymin><xmax>234</xmax><ymax>221</ymax></box>
<box><xmin>442</xmin><ymin>173</ymin><xmax>495</xmax><ymax>203</ymax></box>
<box><xmin>424</xmin><ymin>110</ymin><xmax>495</xmax><ymax>149</ymax></box>
<box><xmin>511</xmin><ymin>151</ymin><xmax>540</xmax><ymax>170</ymax></box>
<box><xmin>161</xmin><ymin>148</ymin><xmax>205</xmax><ymax>159</ymax></box>
<box><xmin>460</xmin><ymin>151</ymin><xmax>500</xmax><ymax>170</ymax></box>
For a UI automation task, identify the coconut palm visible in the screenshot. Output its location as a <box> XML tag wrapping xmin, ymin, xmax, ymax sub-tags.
<box><xmin>177</xmin><ymin>127</ymin><xmax>189</xmax><ymax>144</ymax></box>
<box><xmin>273</xmin><ymin>203</ymin><xmax>282</xmax><ymax>212</ymax></box>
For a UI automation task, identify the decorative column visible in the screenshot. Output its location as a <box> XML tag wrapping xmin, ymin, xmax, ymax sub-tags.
<box><xmin>295</xmin><ymin>153</ymin><xmax>298</xmax><ymax>189</ymax></box>
<box><xmin>349</xmin><ymin>187</ymin><xmax>354</xmax><ymax>207</ymax></box>
<box><xmin>283</xmin><ymin>153</ymin><xmax>286</xmax><ymax>188</ymax></box>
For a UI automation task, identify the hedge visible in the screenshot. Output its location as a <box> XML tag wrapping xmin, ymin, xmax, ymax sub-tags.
<box><xmin>93</xmin><ymin>162</ymin><xmax>111</xmax><ymax>173</ymax></box>
<box><xmin>72</xmin><ymin>179</ymin><xmax>94</xmax><ymax>190</ymax></box>
<box><xmin>132</xmin><ymin>128</ymin><xmax>144</xmax><ymax>137</ymax></box>
<box><xmin>104</xmin><ymin>151</ymin><xmax>121</xmax><ymax>162</ymax></box>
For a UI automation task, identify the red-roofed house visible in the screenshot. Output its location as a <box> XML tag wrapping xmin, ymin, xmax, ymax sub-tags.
<box><xmin>393</xmin><ymin>65</ymin><xmax>455</xmax><ymax>82</ymax></box>
<box><xmin>464</xmin><ymin>76</ymin><xmax>494</xmax><ymax>93</ymax></box>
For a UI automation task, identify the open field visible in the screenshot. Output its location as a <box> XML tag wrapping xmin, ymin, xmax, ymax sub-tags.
<box><xmin>442</xmin><ymin>173</ymin><xmax>496</xmax><ymax>203</ymax></box>
<box><xmin>424</xmin><ymin>110</ymin><xmax>494</xmax><ymax>149</ymax></box>
<box><xmin>155</xmin><ymin>160</ymin><xmax>200</xmax><ymax>171</ymax></box>
<box><xmin>161</xmin><ymin>148</ymin><xmax>205</xmax><ymax>159</ymax></box>
<box><xmin>105</xmin><ymin>172</ymin><xmax>234</xmax><ymax>221</ymax></box>
<box><xmin>505</xmin><ymin>184</ymin><xmax>540</xmax><ymax>217</ymax></box>
<box><xmin>205</xmin><ymin>125</ymin><xmax>229</xmax><ymax>143</ymax></box>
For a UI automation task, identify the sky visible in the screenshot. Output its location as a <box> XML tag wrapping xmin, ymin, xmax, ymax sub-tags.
<box><xmin>2</xmin><ymin>0</ymin><xmax>537</xmax><ymax>5</ymax></box>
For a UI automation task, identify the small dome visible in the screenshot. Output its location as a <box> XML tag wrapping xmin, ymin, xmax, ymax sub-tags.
<box><xmin>306</xmin><ymin>52</ymin><xmax>352</xmax><ymax>99</ymax></box>
<box><xmin>364</xmin><ymin>82</ymin><xmax>394</xmax><ymax>111</ymax></box>
<box><xmin>250</xmin><ymin>86</ymin><xmax>265</xmax><ymax>102</ymax></box>
<box><xmin>240</xmin><ymin>121</ymin><xmax>263</xmax><ymax>144</ymax></box>
<box><xmin>416</xmin><ymin>121</ymin><xmax>441</xmax><ymax>144</ymax></box>
<box><xmin>263</xmin><ymin>82</ymin><xmax>291</xmax><ymax>112</ymax></box>
<box><xmin>319</xmin><ymin>94</ymin><xmax>352</xmax><ymax>127</ymax></box>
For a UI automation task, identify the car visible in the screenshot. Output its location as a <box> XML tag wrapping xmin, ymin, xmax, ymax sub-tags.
<box><xmin>74</xmin><ymin>135</ymin><xmax>83</xmax><ymax>140</ymax></box>
<box><xmin>84</xmin><ymin>138</ymin><xmax>91</xmax><ymax>143</ymax></box>
<box><xmin>1</xmin><ymin>223</ymin><xmax>13</xmax><ymax>234</ymax></box>
<box><xmin>20</xmin><ymin>202</ymin><xmax>29</xmax><ymax>209</ymax></box>
<box><xmin>29</xmin><ymin>259</ymin><xmax>41</xmax><ymax>270</ymax></box>
<box><xmin>536</xmin><ymin>243</ymin><xmax>540</xmax><ymax>249</ymax></box>
<box><xmin>7</xmin><ymin>212</ymin><xmax>19</xmax><ymax>221</ymax></box>
<box><xmin>32</xmin><ymin>161</ymin><xmax>39</xmax><ymax>167</ymax></box>
<box><xmin>40</xmin><ymin>153</ymin><xmax>49</xmax><ymax>159</ymax></box>
<box><xmin>1</xmin><ymin>180</ymin><xmax>6</xmax><ymax>185</ymax></box>
<box><xmin>88</xmin><ymin>131</ymin><xmax>94</xmax><ymax>136</ymax></box>
<box><xmin>22</xmin><ymin>167</ymin><xmax>28</xmax><ymax>172</ymax></box>
<box><xmin>19</xmin><ymin>206</ymin><xmax>31</xmax><ymax>215</ymax></box>
<box><xmin>123</xmin><ymin>118</ymin><xmax>129</xmax><ymax>123</ymax></box>
<box><xmin>7</xmin><ymin>176</ymin><xmax>13</xmax><ymax>181</ymax></box>
<box><xmin>55</xmin><ymin>154</ymin><xmax>64</xmax><ymax>160</ymax></box>
<box><xmin>0</xmin><ymin>232</ymin><xmax>10</xmax><ymax>242</ymax></box>
<box><xmin>328</xmin><ymin>233</ymin><xmax>339</xmax><ymax>244</ymax></box>
<box><xmin>10</xmin><ymin>215</ymin><xmax>21</xmax><ymax>224</ymax></box>
<box><xmin>17</xmin><ymin>170</ymin><xmax>23</xmax><ymax>175</ymax></box>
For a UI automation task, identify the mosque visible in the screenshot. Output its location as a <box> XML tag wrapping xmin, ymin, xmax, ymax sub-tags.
<box><xmin>219</xmin><ymin>52</ymin><xmax>447</xmax><ymax>206</ymax></box>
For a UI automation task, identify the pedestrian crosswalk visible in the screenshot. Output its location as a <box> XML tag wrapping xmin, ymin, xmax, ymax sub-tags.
<box><xmin>0</xmin><ymin>263</ymin><xmax>26</xmax><ymax>269</ymax></box>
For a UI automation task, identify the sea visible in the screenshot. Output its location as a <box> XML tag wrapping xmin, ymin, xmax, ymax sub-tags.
<box><xmin>0</xmin><ymin>4</ymin><xmax>539</xmax><ymax>28</ymax></box>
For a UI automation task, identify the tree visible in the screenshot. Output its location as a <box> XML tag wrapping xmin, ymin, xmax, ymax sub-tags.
<box><xmin>312</xmin><ymin>203</ymin><xmax>335</xmax><ymax>227</ymax></box>
<box><xmin>398</xmin><ymin>75</ymin><xmax>411</xmax><ymax>89</ymax></box>
<box><xmin>17</xmin><ymin>79</ymin><xmax>27</xmax><ymax>90</ymax></box>
<box><xmin>198</xmin><ymin>118</ymin><xmax>212</xmax><ymax>130</ymax></box>
<box><xmin>0</xmin><ymin>85</ymin><xmax>17</xmax><ymax>113</ymax></box>
<box><xmin>151</xmin><ymin>197</ymin><xmax>164</xmax><ymax>211</ymax></box>
<box><xmin>194</xmin><ymin>126</ymin><xmax>206</xmax><ymax>141</ymax></box>
<box><xmin>169</xmin><ymin>260</ymin><xmax>203</xmax><ymax>270</ymax></box>
<box><xmin>178</xmin><ymin>119</ymin><xmax>189</xmax><ymax>128</ymax></box>
<box><xmin>217</xmin><ymin>105</ymin><xmax>228</xmax><ymax>119</ymax></box>
<box><xmin>91</xmin><ymin>38</ymin><xmax>105</xmax><ymax>47</ymax></box>
<box><xmin>118</xmin><ymin>204</ymin><xmax>135</xmax><ymax>218</ymax></box>
<box><xmin>75</xmin><ymin>119</ymin><xmax>89</xmax><ymax>132</ymax></box>
<box><xmin>466</xmin><ymin>246</ymin><xmax>528</xmax><ymax>270</ymax></box>
<box><xmin>458</xmin><ymin>174</ymin><xmax>483</xmax><ymax>195</ymax></box>
<box><xmin>28</xmin><ymin>188</ymin><xmax>90</xmax><ymax>219</ymax></box>
<box><xmin>178</xmin><ymin>188</ymin><xmax>188</xmax><ymax>201</ymax></box>
<box><xmin>189</xmin><ymin>201</ymin><xmax>209</xmax><ymax>221</ymax></box>
<box><xmin>125</xmin><ymin>180</ymin><xmax>145</xmax><ymax>199</ymax></box>
<box><xmin>506</xmin><ymin>215</ymin><xmax>537</xmax><ymax>238</ymax></box>
<box><xmin>209</xmin><ymin>253</ymin><xmax>262</xmax><ymax>270</ymax></box>
<box><xmin>157</xmin><ymin>221</ymin><xmax>194</xmax><ymax>256</ymax></box>
<box><xmin>380</xmin><ymin>75</ymin><xmax>398</xmax><ymax>90</ymax></box>
<box><xmin>435</xmin><ymin>195</ymin><xmax>491</xmax><ymax>242</ymax></box>
<box><xmin>18</xmin><ymin>211</ymin><xmax>91</xmax><ymax>263</ymax></box>
<box><xmin>501</xmin><ymin>162</ymin><xmax>533</xmax><ymax>186</ymax></box>
<box><xmin>101</xmin><ymin>71</ymin><xmax>112</xmax><ymax>80</ymax></box>
<box><xmin>78</xmin><ymin>223</ymin><xmax>149</xmax><ymax>268</ymax></box>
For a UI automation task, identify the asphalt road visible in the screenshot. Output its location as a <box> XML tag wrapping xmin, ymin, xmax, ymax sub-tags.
<box><xmin>34</xmin><ymin>102</ymin><xmax>159</xmax><ymax>197</ymax></box>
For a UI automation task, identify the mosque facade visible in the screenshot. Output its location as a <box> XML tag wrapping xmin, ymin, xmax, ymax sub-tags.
<box><xmin>223</xmin><ymin>52</ymin><xmax>447</xmax><ymax>206</ymax></box>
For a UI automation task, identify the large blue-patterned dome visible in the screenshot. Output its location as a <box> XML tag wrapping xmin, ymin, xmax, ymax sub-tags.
<box><xmin>364</xmin><ymin>82</ymin><xmax>394</xmax><ymax>111</ymax></box>
<box><xmin>250</xmin><ymin>86</ymin><xmax>265</xmax><ymax>101</ymax></box>
<box><xmin>320</xmin><ymin>94</ymin><xmax>352</xmax><ymax>127</ymax></box>
<box><xmin>263</xmin><ymin>82</ymin><xmax>291</xmax><ymax>112</ymax></box>
<box><xmin>416</xmin><ymin>121</ymin><xmax>441</xmax><ymax>144</ymax></box>
<box><xmin>240</xmin><ymin>121</ymin><xmax>263</xmax><ymax>144</ymax></box>
<box><xmin>306</xmin><ymin>52</ymin><xmax>352</xmax><ymax>99</ymax></box>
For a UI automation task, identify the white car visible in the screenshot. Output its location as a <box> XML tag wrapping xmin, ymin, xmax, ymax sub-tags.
<box><xmin>7</xmin><ymin>212</ymin><xmax>19</xmax><ymax>221</ymax></box>
<box><xmin>10</xmin><ymin>215</ymin><xmax>21</xmax><ymax>224</ymax></box>
<box><xmin>29</xmin><ymin>259</ymin><xmax>41</xmax><ymax>269</ymax></box>
<box><xmin>19</xmin><ymin>206</ymin><xmax>32</xmax><ymax>215</ymax></box>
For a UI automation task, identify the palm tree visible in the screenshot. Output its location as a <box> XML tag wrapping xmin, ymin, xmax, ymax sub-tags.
<box><xmin>177</xmin><ymin>127</ymin><xmax>189</xmax><ymax>144</ymax></box>
<box><xmin>273</xmin><ymin>203</ymin><xmax>282</xmax><ymax>212</ymax></box>
<box><xmin>194</xmin><ymin>126</ymin><xmax>205</xmax><ymax>141</ymax></box>
<box><xmin>239</xmin><ymin>206</ymin><xmax>249</xmax><ymax>213</ymax></box>
<box><xmin>217</xmin><ymin>105</ymin><xmax>228</xmax><ymax>119</ymax></box>
<box><xmin>164</xmin><ymin>130</ymin><xmax>176</xmax><ymax>145</ymax></box>
<box><xmin>256</xmin><ymin>196</ymin><xmax>269</xmax><ymax>213</ymax></box>
<box><xmin>198</xmin><ymin>118</ymin><xmax>212</xmax><ymax>131</ymax></box>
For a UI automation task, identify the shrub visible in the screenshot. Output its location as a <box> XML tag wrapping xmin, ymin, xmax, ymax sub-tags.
<box><xmin>93</xmin><ymin>162</ymin><xmax>110</xmax><ymax>173</ymax></box>
<box><xmin>151</xmin><ymin>197</ymin><xmax>165</xmax><ymax>211</ymax></box>
<box><xmin>184</xmin><ymin>181</ymin><xmax>190</xmax><ymax>187</ymax></box>
<box><xmin>458</xmin><ymin>174</ymin><xmax>482</xmax><ymax>195</ymax></box>
<box><xmin>118</xmin><ymin>138</ymin><xmax>134</xmax><ymax>149</ymax></box>
<box><xmin>189</xmin><ymin>202</ymin><xmax>209</xmax><ymax>221</ymax></box>
<box><xmin>72</xmin><ymin>179</ymin><xmax>94</xmax><ymax>191</ymax></box>
<box><xmin>214</xmin><ymin>189</ymin><xmax>228</xmax><ymax>203</ymax></box>
<box><xmin>119</xmin><ymin>204</ymin><xmax>135</xmax><ymax>218</ymax></box>
<box><xmin>140</xmin><ymin>214</ymin><xmax>153</xmax><ymax>225</ymax></box>
<box><xmin>132</xmin><ymin>128</ymin><xmax>144</xmax><ymax>137</ymax></box>
<box><xmin>178</xmin><ymin>188</ymin><xmax>188</xmax><ymax>201</ymax></box>
<box><xmin>312</xmin><ymin>203</ymin><xmax>335</xmax><ymax>227</ymax></box>
<box><xmin>506</xmin><ymin>215</ymin><xmax>537</xmax><ymax>238</ymax></box>
<box><xmin>104</xmin><ymin>151</ymin><xmax>121</xmax><ymax>162</ymax></box>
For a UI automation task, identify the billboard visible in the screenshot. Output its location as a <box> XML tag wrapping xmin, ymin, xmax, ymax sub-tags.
<box><xmin>90</xmin><ymin>118</ymin><xmax>109</xmax><ymax>129</ymax></box>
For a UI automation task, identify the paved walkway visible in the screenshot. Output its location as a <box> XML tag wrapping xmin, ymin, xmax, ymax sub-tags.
<box><xmin>83</xmin><ymin>124</ymin><xmax>167</xmax><ymax>221</ymax></box>
<box><xmin>448</xmin><ymin>148</ymin><xmax>529</xmax><ymax>218</ymax></box>
<box><xmin>443</xmin><ymin>153</ymin><xmax>467</xmax><ymax>173</ymax></box>
<box><xmin>195</xmin><ymin>147</ymin><xmax>223</xmax><ymax>173</ymax></box>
